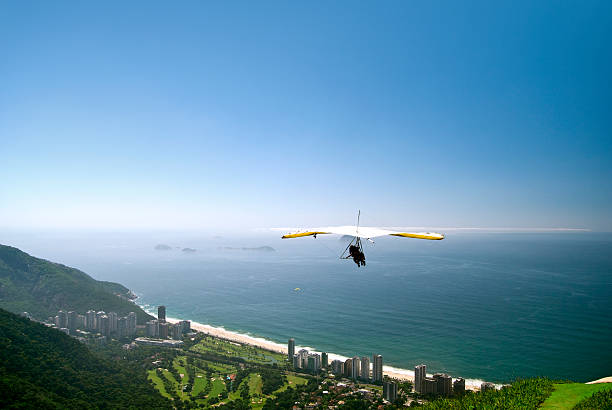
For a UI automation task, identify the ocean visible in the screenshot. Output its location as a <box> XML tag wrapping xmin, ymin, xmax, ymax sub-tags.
<box><xmin>3</xmin><ymin>230</ymin><xmax>611</xmax><ymax>383</ymax></box>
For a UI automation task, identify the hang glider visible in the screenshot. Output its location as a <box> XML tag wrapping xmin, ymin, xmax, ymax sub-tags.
<box><xmin>282</xmin><ymin>226</ymin><xmax>444</xmax><ymax>241</ymax></box>
<box><xmin>281</xmin><ymin>212</ymin><xmax>445</xmax><ymax>267</ymax></box>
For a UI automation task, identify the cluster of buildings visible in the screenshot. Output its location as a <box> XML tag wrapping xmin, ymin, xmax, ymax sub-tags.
<box><xmin>288</xmin><ymin>339</ymin><xmax>385</xmax><ymax>384</ymax></box>
<box><xmin>288</xmin><ymin>338</ymin><xmax>327</xmax><ymax>373</ymax></box>
<box><xmin>328</xmin><ymin>355</ymin><xmax>384</xmax><ymax>383</ymax></box>
<box><xmin>50</xmin><ymin>309</ymin><xmax>137</xmax><ymax>341</ymax></box>
<box><xmin>144</xmin><ymin>305</ymin><xmax>191</xmax><ymax>340</ymax></box>
<box><xmin>288</xmin><ymin>338</ymin><xmax>400</xmax><ymax>405</ymax></box>
<box><xmin>48</xmin><ymin>305</ymin><xmax>192</xmax><ymax>347</ymax></box>
<box><xmin>414</xmin><ymin>364</ymin><xmax>464</xmax><ymax>396</ymax></box>
<box><xmin>287</xmin><ymin>339</ymin><xmax>499</xmax><ymax>403</ymax></box>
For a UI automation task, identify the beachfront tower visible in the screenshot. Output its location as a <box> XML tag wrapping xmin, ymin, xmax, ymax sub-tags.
<box><xmin>351</xmin><ymin>356</ymin><xmax>360</xmax><ymax>380</ymax></box>
<box><xmin>383</xmin><ymin>380</ymin><xmax>398</xmax><ymax>402</ymax></box>
<box><xmin>372</xmin><ymin>354</ymin><xmax>383</xmax><ymax>382</ymax></box>
<box><xmin>322</xmin><ymin>352</ymin><xmax>328</xmax><ymax>368</ymax></box>
<box><xmin>158</xmin><ymin>306</ymin><xmax>166</xmax><ymax>322</ymax></box>
<box><xmin>360</xmin><ymin>356</ymin><xmax>371</xmax><ymax>380</ymax></box>
<box><xmin>288</xmin><ymin>338</ymin><xmax>295</xmax><ymax>360</ymax></box>
<box><xmin>422</xmin><ymin>377</ymin><xmax>437</xmax><ymax>394</ymax></box>
<box><xmin>159</xmin><ymin>322</ymin><xmax>169</xmax><ymax>339</ymax></box>
<box><xmin>331</xmin><ymin>359</ymin><xmax>344</xmax><ymax>375</ymax></box>
<box><xmin>414</xmin><ymin>364</ymin><xmax>426</xmax><ymax>393</ymax></box>
<box><xmin>433</xmin><ymin>373</ymin><xmax>452</xmax><ymax>396</ymax></box>
<box><xmin>298</xmin><ymin>349</ymin><xmax>309</xmax><ymax>368</ymax></box>
<box><xmin>307</xmin><ymin>354</ymin><xmax>321</xmax><ymax>373</ymax></box>
<box><xmin>344</xmin><ymin>358</ymin><xmax>352</xmax><ymax>378</ymax></box>
<box><xmin>453</xmin><ymin>378</ymin><xmax>465</xmax><ymax>395</ymax></box>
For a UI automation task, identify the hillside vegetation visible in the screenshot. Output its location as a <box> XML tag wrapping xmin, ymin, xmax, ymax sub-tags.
<box><xmin>541</xmin><ymin>382</ymin><xmax>612</xmax><ymax>409</ymax></box>
<box><xmin>0</xmin><ymin>308</ymin><xmax>170</xmax><ymax>409</ymax></box>
<box><xmin>422</xmin><ymin>378</ymin><xmax>555</xmax><ymax>409</ymax></box>
<box><xmin>0</xmin><ymin>244</ymin><xmax>152</xmax><ymax>323</ymax></box>
<box><xmin>574</xmin><ymin>388</ymin><xmax>612</xmax><ymax>409</ymax></box>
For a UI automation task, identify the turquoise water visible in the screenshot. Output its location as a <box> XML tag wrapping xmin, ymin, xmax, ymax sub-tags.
<box><xmin>4</xmin><ymin>231</ymin><xmax>611</xmax><ymax>383</ymax></box>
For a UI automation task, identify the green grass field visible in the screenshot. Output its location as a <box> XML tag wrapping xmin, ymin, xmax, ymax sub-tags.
<box><xmin>541</xmin><ymin>383</ymin><xmax>612</xmax><ymax>409</ymax></box>
<box><xmin>249</xmin><ymin>373</ymin><xmax>263</xmax><ymax>396</ymax></box>
<box><xmin>147</xmin><ymin>369</ymin><xmax>173</xmax><ymax>399</ymax></box>
<box><xmin>208</xmin><ymin>362</ymin><xmax>236</xmax><ymax>374</ymax></box>
<box><xmin>147</xmin><ymin>353</ymin><xmax>238</xmax><ymax>405</ymax></box>
<box><xmin>173</xmin><ymin>357</ymin><xmax>189</xmax><ymax>395</ymax></box>
<box><xmin>146</xmin><ymin>338</ymin><xmax>305</xmax><ymax>407</ymax></box>
<box><xmin>190</xmin><ymin>336</ymin><xmax>286</xmax><ymax>365</ymax></box>
<box><xmin>208</xmin><ymin>378</ymin><xmax>227</xmax><ymax>399</ymax></box>
<box><xmin>191</xmin><ymin>373</ymin><xmax>208</xmax><ymax>396</ymax></box>
<box><xmin>274</xmin><ymin>373</ymin><xmax>308</xmax><ymax>393</ymax></box>
<box><xmin>162</xmin><ymin>369</ymin><xmax>183</xmax><ymax>397</ymax></box>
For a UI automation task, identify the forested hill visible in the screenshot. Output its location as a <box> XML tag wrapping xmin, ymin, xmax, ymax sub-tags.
<box><xmin>0</xmin><ymin>308</ymin><xmax>171</xmax><ymax>409</ymax></box>
<box><xmin>0</xmin><ymin>244</ymin><xmax>153</xmax><ymax>324</ymax></box>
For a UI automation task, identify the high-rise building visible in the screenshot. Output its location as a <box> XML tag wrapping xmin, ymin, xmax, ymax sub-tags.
<box><xmin>98</xmin><ymin>315</ymin><xmax>110</xmax><ymax>337</ymax></box>
<box><xmin>453</xmin><ymin>378</ymin><xmax>465</xmax><ymax>395</ymax></box>
<box><xmin>170</xmin><ymin>323</ymin><xmax>182</xmax><ymax>339</ymax></box>
<box><xmin>481</xmin><ymin>382</ymin><xmax>496</xmax><ymax>392</ymax></box>
<box><xmin>107</xmin><ymin>312</ymin><xmax>117</xmax><ymax>332</ymax></box>
<box><xmin>383</xmin><ymin>380</ymin><xmax>398</xmax><ymax>402</ymax></box>
<box><xmin>288</xmin><ymin>338</ymin><xmax>295</xmax><ymax>360</ymax></box>
<box><xmin>67</xmin><ymin>311</ymin><xmax>78</xmax><ymax>330</ymax></box>
<box><xmin>322</xmin><ymin>352</ymin><xmax>328</xmax><ymax>368</ymax></box>
<box><xmin>127</xmin><ymin>312</ymin><xmax>137</xmax><ymax>336</ymax></box>
<box><xmin>86</xmin><ymin>310</ymin><xmax>97</xmax><ymax>330</ymax></box>
<box><xmin>344</xmin><ymin>358</ymin><xmax>353</xmax><ymax>378</ymax></box>
<box><xmin>146</xmin><ymin>320</ymin><xmax>159</xmax><ymax>337</ymax></box>
<box><xmin>76</xmin><ymin>314</ymin><xmax>86</xmax><ymax>329</ymax></box>
<box><xmin>159</xmin><ymin>322</ymin><xmax>169</xmax><ymax>339</ymax></box>
<box><xmin>178</xmin><ymin>320</ymin><xmax>191</xmax><ymax>333</ymax></box>
<box><xmin>307</xmin><ymin>354</ymin><xmax>321</xmax><ymax>373</ymax></box>
<box><xmin>433</xmin><ymin>373</ymin><xmax>452</xmax><ymax>396</ymax></box>
<box><xmin>95</xmin><ymin>311</ymin><xmax>106</xmax><ymax>332</ymax></box>
<box><xmin>331</xmin><ymin>360</ymin><xmax>344</xmax><ymax>375</ymax></box>
<box><xmin>422</xmin><ymin>377</ymin><xmax>437</xmax><ymax>394</ymax></box>
<box><xmin>414</xmin><ymin>364</ymin><xmax>426</xmax><ymax>393</ymax></box>
<box><xmin>360</xmin><ymin>356</ymin><xmax>370</xmax><ymax>380</ymax></box>
<box><xmin>158</xmin><ymin>306</ymin><xmax>166</xmax><ymax>322</ymax></box>
<box><xmin>293</xmin><ymin>354</ymin><xmax>301</xmax><ymax>369</ymax></box>
<box><xmin>351</xmin><ymin>356</ymin><xmax>360</xmax><ymax>380</ymax></box>
<box><xmin>118</xmin><ymin>317</ymin><xmax>127</xmax><ymax>337</ymax></box>
<box><xmin>57</xmin><ymin>310</ymin><xmax>68</xmax><ymax>329</ymax></box>
<box><xmin>372</xmin><ymin>354</ymin><xmax>383</xmax><ymax>382</ymax></box>
<box><xmin>297</xmin><ymin>349</ymin><xmax>309</xmax><ymax>369</ymax></box>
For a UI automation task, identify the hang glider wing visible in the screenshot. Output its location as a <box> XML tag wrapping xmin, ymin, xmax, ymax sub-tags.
<box><xmin>282</xmin><ymin>226</ymin><xmax>444</xmax><ymax>240</ymax></box>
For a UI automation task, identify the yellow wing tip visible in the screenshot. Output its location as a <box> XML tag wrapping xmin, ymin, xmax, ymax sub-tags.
<box><xmin>282</xmin><ymin>231</ymin><xmax>330</xmax><ymax>239</ymax></box>
<box><xmin>390</xmin><ymin>232</ymin><xmax>445</xmax><ymax>240</ymax></box>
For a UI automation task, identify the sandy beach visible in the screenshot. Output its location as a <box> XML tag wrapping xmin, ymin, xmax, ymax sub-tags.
<box><xmin>166</xmin><ymin>316</ymin><xmax>487</xmax><ymax>390</ymax></box>
<box><xmin>586</xmin><ymin>376</ymin><xmax>612</xmax><ymax>384</ymax></box>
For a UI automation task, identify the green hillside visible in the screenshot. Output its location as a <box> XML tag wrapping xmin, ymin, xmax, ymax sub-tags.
<box><xmin>0</xmin><ymin>308</ymin><xmax>171</xmax><ymax>409</ymax></box>
<box><xmin>541</xmin><ymin>382</ymin><xmax>612</xmax><ymax>409</ymax></box>
<box><xmin>0</xmin><ymin>244</ymin><xmax>153</xmax><ymax>324</ymax></box>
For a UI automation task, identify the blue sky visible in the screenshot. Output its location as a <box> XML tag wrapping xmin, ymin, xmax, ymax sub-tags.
<box><xmin>1</xmin><ymin>1</ymin><xmax>610</xmax><ymax>231</ymax></box>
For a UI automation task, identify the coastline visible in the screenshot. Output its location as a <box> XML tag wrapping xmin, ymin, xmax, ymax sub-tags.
<box><xmin>140</xmin><ymin>302</ymin><xmax>489</xmax><ymax>390</ymax></box>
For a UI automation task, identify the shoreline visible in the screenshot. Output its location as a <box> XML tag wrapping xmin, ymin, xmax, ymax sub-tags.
<box><xmin>141</xmin><ymin>303</ymin><xmax>490</xmax><ymax>390</ymax></box>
